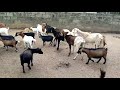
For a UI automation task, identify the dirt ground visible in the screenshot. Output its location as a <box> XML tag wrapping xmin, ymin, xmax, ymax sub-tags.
<box><xmin>0</xmin><ymin>29</ymin><xmax>120</xmax><ymax>78</ymax></box>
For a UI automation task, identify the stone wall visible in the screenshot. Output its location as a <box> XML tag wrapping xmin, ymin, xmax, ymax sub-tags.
<box><xmin>0</xmin><ymin>12</ymin><xmax>120</xmax><ymax>33</ymax></box>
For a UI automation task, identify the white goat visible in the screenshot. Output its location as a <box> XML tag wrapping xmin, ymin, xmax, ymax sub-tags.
<box><xmin>0</xmin><ymin>27</ymin><xmax>9</xmax><ymax>35</ymax></box>
<box><xmin>72</xmin><ymin>28</ymin><xmax>106</xmax><ymax>48</ymax></box>
<box><xmin>30</xmin><ymin>27</ymin><xmax>38</xmax><ymax>36</ymax></box>
<box><xmin>23</xmin><ymin>35</ymin><xmax>36</xmax><ymax>48</ymax></box>
<box><xmin>37</xmin><ymin>24</ymin><xmax>47</xmax><ymax>36</ymax></box>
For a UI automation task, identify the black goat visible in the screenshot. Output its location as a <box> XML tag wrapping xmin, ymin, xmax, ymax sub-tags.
<box><xmin>20</xmin><ymin>48</ymin><xmax>43</xmax><ymax>73</ymax></box>
<box><xmin>77</xmin><ymin>48</ymin><xmax>108</xmax><ymax>64</ymax></box>
<box><xmin>39</xmin><ymin>34</ymin><xmax>53</xmax><ymax>46</ymax></box>
<box><xmin>15</xmin><ymin>32</ymin><xmax>35</xmax><ymax>38</ymax></box>
<box><xmin>45</xmin><ymin>25</ymin><xmax>54</xmax><ymax>34</ymax></box>
<box><xmin>43</xmin><ymin>23</ymin><xmax>64</xmax><ymax>50</ymax></box>
<box><xmin>51</xmin><ymin>28</ymin><xmax>64</xmax><ymax>50</ymax></box>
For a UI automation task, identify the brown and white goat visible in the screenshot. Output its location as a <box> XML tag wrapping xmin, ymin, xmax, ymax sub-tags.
<box><xmin>62</xmin><ymin>30</ymin><xmax>85</xmax><ymax>56</ymax></box>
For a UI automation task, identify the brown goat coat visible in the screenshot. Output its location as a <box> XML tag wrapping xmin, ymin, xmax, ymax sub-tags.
<box><xmin>63</xmin><ymin>31</ymin><xmax>77</xmax><ymax>56</ymax></box>
<box><xmin>1</xmin><ymin>39</ymin><xmax>18</xmax><ymax>51</ymax></box>
<box><xmin>65</xmin><ymin>35</ymin><xmax>76</xmax><ymax>45</ymax></box>
<box><xmin>81</xmin><ymin>48</ymin><xmax>107</xmax><ymax>64</ymax></box>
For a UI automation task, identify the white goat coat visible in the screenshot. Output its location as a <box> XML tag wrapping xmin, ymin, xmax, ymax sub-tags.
<box><xmin>0</xmin><ymin>27</ymin><xmax>9</xmax><ymax>35</ymax></box>
<box><xmin>23</xmin><ymin>35</ymin><xmax>36</xmax><ymax>48</ymax></box>
<box><xmin>72</xmin><ymin>28</ymin><xmax>104</xmax><ymax>48</ymax></box>
<box><xmin>37</xmin><ymin>24</ymin><xmax>47</xmax><ymax>36</ymax></box>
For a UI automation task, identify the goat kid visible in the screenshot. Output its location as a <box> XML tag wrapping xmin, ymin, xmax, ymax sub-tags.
<box><xmin>39</xmin><ymin>34</ymin><xmax>53</xmax><ymax>46</ymax></box>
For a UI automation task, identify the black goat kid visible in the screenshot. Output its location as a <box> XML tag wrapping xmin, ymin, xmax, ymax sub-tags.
<box><xmin>20</xmin><ymin>48</ymin><xmax>43</xmax><ymax>73</ymax></box>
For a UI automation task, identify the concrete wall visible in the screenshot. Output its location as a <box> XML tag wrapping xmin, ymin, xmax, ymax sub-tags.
<box><xmin>0</xmin><ymin>12</ymin><xmax>120</xmax><ymax>33</ymax></box>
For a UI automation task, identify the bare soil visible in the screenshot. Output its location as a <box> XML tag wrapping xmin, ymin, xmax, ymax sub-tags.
<box><xmin>0</xmin><ymin>29</ymin><xmax>120</xmax><ymax>78</ymax></box>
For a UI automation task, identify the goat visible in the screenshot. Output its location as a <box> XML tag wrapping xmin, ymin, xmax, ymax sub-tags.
<box><xmin>63</xmin><ymin>30</ymin><xmax>85</xmax><ymax>56</ymax></box>
<box><xmin>0</xmin><ymin>27</ymin><xmax>9</xmax><ymax>35</ymax></box>
<box><xmin>39</xmin><ymin>34</ymin><xmax>53</xmax><ymax>46</ymax></box>
<box><xmin>0</xmin><ymin>34</ymin><xmax>19</xmax><ymax>51</ymax></box>
<box><xmin>75</xmin><ymin>47</ymin><xmax>108</xmax><ymax>64</ymax></box>
<box><xmin>100</xmin><ymin>68</ymin><xmax>106</xmax><ymax>78</ymax></box>
<box><xmin>42</xmin><ymin>23</ymin><xmax>64</xmax><ymax>50</ymax></box>
<box><xmin>15</xmin><ymin>31</ymin><xmax>36</xmax><ymax>49</ymax></box>
<box><xmin>15</xmin><ymin>32</ymin><xmax>35</xmax><ymax>38</ymax></box>
<box><xmin>20</xmin><ymin>48</ymin><xmax>43</xmax><ymax>73</ymax></box>
<box><xmin>31</xmin><ymin>24</ymin><xmax>47</xmax><ymax>36</ymax></box>
<box><xmin>72</xmin><ymin>28</ymin><xmax>106</xmax><ymax>48</ymax></box>
<box><xmin>41</xmin><ymin>23</ymin><xmax>54</xmax><ymax>34</ymax></box>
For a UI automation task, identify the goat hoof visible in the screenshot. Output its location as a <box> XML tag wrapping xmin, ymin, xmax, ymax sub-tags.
<box><xmin>23</xmin><ymin>71</ymin><xmax>25</xmax><ymax>73</ymax></box>
<box><xmin>86</xmin><ymin>63</ymin><xmax>89</xmax><ymax>64</ymax></box>
<box><xmin>31</xmin><ymin>64</ymin><xmax>33</xmax><ymax>66</ymax></box>
<box><xmin>53</xmin><ymin>45</ymin><xmax>56</xmax><ymax>47</ymax></box>
<box><xmin>103</xmin><ymin>63</ymin><xmax>106</xmax><ymax>64</ymax></box>
<box><xmin>57</xmin><ymin>48</ymin><xmax>59</xmax><ymax>50</ymax></box>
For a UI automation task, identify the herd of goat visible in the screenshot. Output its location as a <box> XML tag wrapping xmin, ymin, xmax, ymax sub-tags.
<box><xmin>0</xmin><ymin>22</ymin><xmax>107</xmax><ymax>78</ymax></box>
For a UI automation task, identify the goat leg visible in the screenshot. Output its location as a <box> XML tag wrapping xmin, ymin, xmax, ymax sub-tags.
<box><xmin>31</xmin><ymin>58</ymin><xmax>33</xmax><ymax>66</ymax></box>
<box><xmin>6</xmin><ymin>46</ymin><xmax>8</xmax><ymax>51</ymax></box>
<box><xmin>91</xmin><ymin>59</ymin><xmax>94</xmax><ymax>62</ymax></box>
<box><xmin>43</xmin><ymin>41</ymin><xmax>45</xmax><ymax>46</ymax></box>
<box><xmin>57</xmin><ymin>39</ymin><xmax>60</xmax><ymax>50</ymax></box>
<box><xmin>28</xmin><ymin>63</ymin><xmax>31</xmax><ymax>70</ymax></box>
<box><xmin>53</xmin><ymin>38</ymin><xmax>56</xmax><ymax>47</ymax></box>
<box><xmin>49</xmin><ymin>41</ymin><xmax>53</xmax><ymax>46</ymax></box>
<box><xmin>103</xmin><ymin>57</ymin><xmax>106</xmax><ymax>64</ymax></box>
<box><xmin>14</xmin><ymin>45</ymin><xmax>18</xmax><ymax>52</ymax></box>
<box><xmin>22</xmin><ymin>64</ymin><xmax>25</xmax><ymax>73</ymax></box>
<box><xmin>97</xmin><ymin>58</ymin><xmax>102</xmax><ymax>63</ymax></box>
<box><xmin>73</xmin><ymin>53</ymin><xmax>79</xmax><ymax>60</ymax></box>
<box><xmin>68</xmin><ymin>44</ymin><xmax>71</xmax><ymax>56</ymax></box>
<box><xmin>86</xmin><ymin>58</ymin><xmax>91</xmax><ymax>64</ymax></box>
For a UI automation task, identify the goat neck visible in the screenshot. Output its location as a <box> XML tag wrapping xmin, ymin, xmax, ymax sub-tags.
<box><xmin>19</xmin><ymin>32</ymin><xmax>25</xmax><ymax>38</ymax></box>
